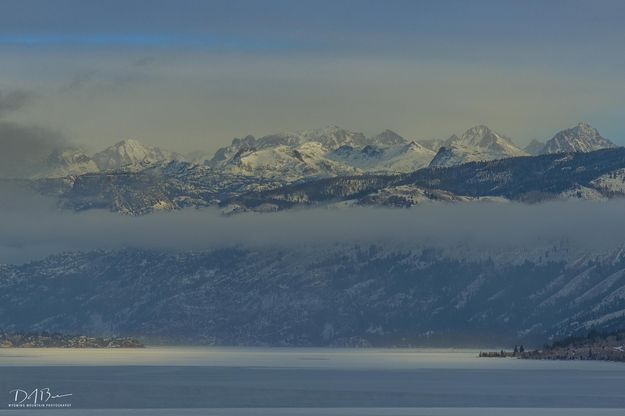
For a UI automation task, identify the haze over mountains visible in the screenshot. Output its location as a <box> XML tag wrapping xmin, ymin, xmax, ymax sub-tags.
<box><xmin>2</xmin><ymin>122</ymin><xmax>625</xmax><ymax>346</ymax></box>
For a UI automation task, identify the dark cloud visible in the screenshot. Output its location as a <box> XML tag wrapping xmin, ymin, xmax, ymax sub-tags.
<box><xmin>133</xmin><ymin>56</ymin><xmax>156</xmax><ymax>67</ymax></box>
<box><xmin>62</xmin><ymin>58</ymin><xmax>153</xmax><ymax>93</ymax></box>
<box><xmin>65</xmin><ymin>69</ymin><xmax>99</xmax><ymax>91</ymax></box>
<box><xmin>0</xmin><ymin>89</ymin><xmax>31</xmax><ymax>118</ymax></box>
<box><xmin>0</xmin><ymin>122</ymin><xmax>69</xmax><ymax>178</ymax></box>
<box><xmin>0</xmin><ymin>88</ymin><xmax>70</xmax><ymax>178</ymax></box>
<box><xmin>1</xmin><ymin>200</ymin><xmax>625</xmax><ymax>264</ymax></box>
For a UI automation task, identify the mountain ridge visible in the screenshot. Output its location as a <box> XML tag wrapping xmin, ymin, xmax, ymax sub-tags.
<box><xmin>3</xmin><ymin>245</ymin><xmax>625</xmax><ymax>346</ymax></box>
<box><xmin>29</xmin><ymin>122</ymin><xmax>620</xmax><ymax>180</ymax></box>
<box><xmin>14</xmin><ymin>123</ymin><xmax>624</xmax><ymax>214</ymax></box>
<box><xmin>429</xmin><ymin>125</ymin><xmax>528</xmax><ymax>167</ymax></box>
<box><xmin>541</xmin><ymin>122</ymin><xmax>616</xmax><ymax>154</ymax></box>
<box><xmin>92</xmin><ymin>139</ymin><xmax>184</xmax><ymax>170</ymax></box>
<box><xmin>224</xmin><ymin>147</ymin><xmax>625</xmax><ymax>212</ymax></box>
<box><xmin>23</xmin><ymin>146</ymin><xmax>625</xmax><ymax>215</ymax></box>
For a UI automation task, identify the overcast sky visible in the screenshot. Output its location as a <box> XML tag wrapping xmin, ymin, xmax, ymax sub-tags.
<box><xmin>1</xmin><ymin>0</ymin><xmax>624</xmax><ymax>153</ymax></box>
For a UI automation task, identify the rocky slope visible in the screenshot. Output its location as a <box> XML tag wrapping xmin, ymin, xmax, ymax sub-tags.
<box><xmin>29</xmin><ymin>123</ymin><xmax>619</xmax><ymax>182</ymax></box>
<box><xmin>92</xmin><ymin>139</ymin><xmax>184</xmax><ymax>170</ymax></box>
<box><xmin>26</xmin><ymin>147</ymin><xmax>625</xmax><ymax>215</ymax></box>
<box><xmin>429</xmin><ymin>125</ymin><xmax>528</xmax><ymax>167</ymax></box>
<box><xmin>11</xmin><ymin>123</ymin><xmax>623</xmax><ymax>214</ymax></box>
<box><xmin>524</xmin><ymin>139</ymin><xmax>546</xmax><ymax>155</ymax></box>
<box><xmin>34</xmin><ymin>148</ymin><xmax>99</xmax><ymax>178</ymax></box>
<box><xmin>225</xmin><ymin>147</ymin><xmax>625</xmax><ymax>212</ymax></box>
<box><xmin>207</xmin><ymin>126</ymin><xmax>436</xmax><ymax>178</ymax></box>
<box><xmin>41</xmin><ymin>161</ymin><xmax>289</xmax><ymax>215</ymax></box>
<box><xmin>2</xmin><ymin>245</ymin><xmax>625</xmax><ymax>346</ymax></box>
<box><xmin>541</xmin><ymin>123</ymin><xmax>616</xmax><ymax>154</ymax></box>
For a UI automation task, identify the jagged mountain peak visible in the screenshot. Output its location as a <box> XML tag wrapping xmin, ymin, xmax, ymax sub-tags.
<box><xmin>296</xmin><ymin>125</ymin><xmax>368</xmax><ymax>148</ymax></box>
<box><xmin>209</xmin><ymin>125</ymin><xmax>435</xmax><ymax>176</ymax></box>
<box><xmin>102</xmin><ymin>139</ymin><xmax>157</xmax><ymax>156</ymax></box>
<box><xmin>227</xmin><ymin>126</ymin><xmax>368</xmax><ymax>151</ymax></box>
<box><xmin>431</xmin><ymin>125</ymin><xmax>527</xmax><ymax>167</ymax></box>
<box><xmin>464</xmin><ymin>124</ymin><xmax>493</xmax><ymax>135</ymax></box>
<box><xmin>93</xmin><ymin>139</ymin><xmax>182</xmax><ymax>170</ymax></box>
<box><xmin>32</xmin><ymin>147</ymin><xmax>99</xmax><ymax>178</ymax></box>
<box><xmin>207</xmin><ymin>126</ymin><xmax>369</xmax><ymax>173</ymax></box>
<box><xmin>47</xmin><ymin>147</ymin><xmax>92</xmax><ymax>164</ymax></box>
<box><xmin>404</xmin><ymin>140</ymin><xmax>435</xmax><ymax>156</ymax></box>
<box><xmin>524</xmin><ymin>139</ymin><xmax>545</xmax><ymax>156</ymax></box>
<box><xmin>112</xmin><ymin>138</ymin><xmax>143</xmax><ymax>147</ymax></box>
<box><xmin>453</xmin><ymin>125</ymin><xmax>518</xmax><ymax>148</ymax></box>
<box><xmin>217</xmin><ymin>126</ymin><xmax>408</xmax><ymax>162</ymax></box>
<box><xmin>305</xmin><ymin>124</ymin><xmax>348</xmax><ymax>135</ymax></box>
<box><xmin>564</xmin><ymin>122</ymin><xmax>602</xmax><ymax>139</ymax></box>
<box><xmin>231</xmin><ymin>135</ymin><xmax>256</xmax><ymax>146</ymax></box>
<box><xmin>572</xmin><ymin>122</ymin><xmax>603</xmax><ymax>133</ymax></box>
<box><xmin>371</xmin><ymin>129</ymin><xmax>408</xmax><ymax>146</ymax></box>
<box><xmin>542</xmin><ymin>122</ymin><xmax>616</xmax><ymax>154</ymax></box>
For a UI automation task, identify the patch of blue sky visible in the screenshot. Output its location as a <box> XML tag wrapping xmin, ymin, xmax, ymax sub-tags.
<box><xmin>0</xmin><ymin>33</ymin><xmax>294</xmax><ymax>51</ymax></box>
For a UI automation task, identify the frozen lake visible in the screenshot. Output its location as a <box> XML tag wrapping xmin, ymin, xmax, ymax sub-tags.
<box><xmin>0</xmin><ymin>348</ymin><xmax>624</xmax><ymax>415</ymax></box>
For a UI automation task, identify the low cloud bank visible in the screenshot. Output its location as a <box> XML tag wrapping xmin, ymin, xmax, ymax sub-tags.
<box><xmin>0</xmin><ymin>194</ymin><xmax>624</xmax><ymax>263</ymax></box>
<box><xmin>0</xmin><ymin>88</ymin><xmax>73</xmax><ymax>179</ymax></box>
<box><xmin>0</xmin><ymin>89</ymin><xmax>31</xmax><ymax>117</ymax></box>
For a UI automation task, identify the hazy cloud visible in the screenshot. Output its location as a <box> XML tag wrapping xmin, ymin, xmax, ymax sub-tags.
<box><xmin>0</xmin><ymin>88</ymin><xmax>71</xmax><ymax>178</ymax></box>
<box><xmin>0</xmin><ymin>89</ymin><xmax>31</xmax><ymax>118</ymax></box>
<box><xmin>132</xmin><ymin>56</ymin><xmax>156</xmax><ymax>67</ymax></box>
<box><xmin>0</xmin><ymin>122</ymin><xmax>69</xmax><ymax>178</ymax></box>
<box><xmin>1</xmin><ymin>2</ymin><xmax>624</xmax><ymax>152</ymax></box>
<box><xmin>1</xmin><ymin>199</ymin><xmax>625</xmax><ymax>264</ymax></box>
<box><xmin>64</xmin><ymin>69</ymin><xmax>99</xmax><ymax>91</ymax></box>
<box><xmin>62</xmin><ymin>58</ymin><xmax>153</xmax><ymax>94</ymax></box>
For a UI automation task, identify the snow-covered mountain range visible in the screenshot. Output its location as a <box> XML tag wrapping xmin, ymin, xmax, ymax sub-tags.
<box><xmin>203</xmin><ymin>122</ymin><xmax>617</xmax><ymax>175</ymax></box>
<box><xmin>205</xmin><ymin>126</ymin><xmax>435</xmax><ymax>180</ymax></box>
<box><xmin>224</xmin><ymin>147</ymin><xmax>625</xmax><ymax>212</ymax></box>
<box><xmin>25</xmin><ymin>146</ymin><xmax>624</xmax><ymax>215</ymax></box>
<box><xmin>4</xmin><ymin>122</ymin><xmax>620</xmax><ymax>214</ymax></box>
<box><xmin>31</xmin><ymin>122</ymin><xmax>618</xmax><ymax>181</ymax></box>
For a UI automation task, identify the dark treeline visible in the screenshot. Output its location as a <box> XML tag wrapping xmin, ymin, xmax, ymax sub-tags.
<box><xmin>0</xmin><ymin>330</ymin><xmax>144</xmax><ymax>348</ymax></box>
<box><xmin>480</xmin><ymin>328</ymin><xmax>625</xmax><ymax>362</ymax></box>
